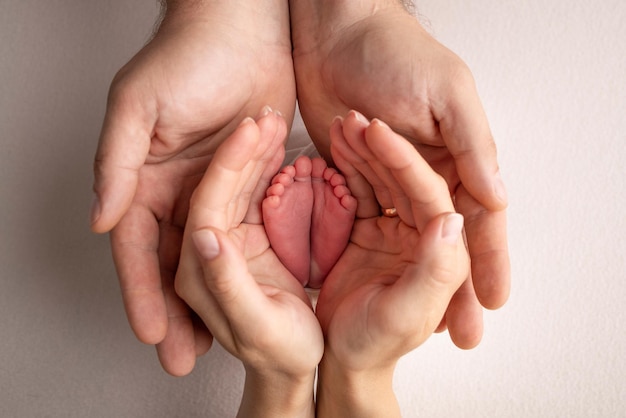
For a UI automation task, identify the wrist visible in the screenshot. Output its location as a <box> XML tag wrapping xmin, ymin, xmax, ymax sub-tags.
<box><xmin>289</xmin><ymin>0</ymin><xmax>407</xmax><ymax>53</ymax></box>
<box><xmin>159</xmin><ymin>0</ymin><xmax>214</xmax><ymax>22</ymax></box>
<box><xmin>316</xmin><ymin>351</ymin><xmax>401</xmax><ymax>418</ymax></box>
<box><xmin>238</xmin><ymin>366</ymin><xmax>316</xmax><ymax>418</ymax></box>
<box><xmin>158</xmin><ymin>0</ymin><xmax>291</xmax><ymax>47</ymax></box>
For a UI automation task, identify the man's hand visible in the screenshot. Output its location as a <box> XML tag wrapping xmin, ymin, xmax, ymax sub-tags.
<box><xmin>291</xmin><ymin>1</ymin><xmax>509</xmax><ymax>348</ymax></box>
<box><xmin>90</xmin><ymin>1</ymin><xmax>295</xmax><ymax>376</ymax></box>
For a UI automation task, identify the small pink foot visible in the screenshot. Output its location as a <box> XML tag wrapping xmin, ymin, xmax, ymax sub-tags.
<box><xmin>308</xmin><ymin>158</ymin><xmax>357</xmax><ymax>288</ymax></box>
<box><xmin>263</xmin><ymin>157</ymin><xmax>357</xmax><ymax>288</ymax></box>
<box><xmin>262</xmin><ymin>157</ymin><xmax>314</xmax><ymax>286</ymax></box>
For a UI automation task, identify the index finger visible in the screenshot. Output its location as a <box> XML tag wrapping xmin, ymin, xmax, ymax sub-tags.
<box><xmin>187</xmin><ymin>114</ymin><xmax>281</xmax><ymax>231</ymax></box>
<box><xmin>433</xmin><ymin>67</ymin><xmax>508</xmax><ymax>211</ymax></box>
<box><xmin>363</xmin><ymin>118</ymin><xmax>456</xmax><ymax>231</ymax></box>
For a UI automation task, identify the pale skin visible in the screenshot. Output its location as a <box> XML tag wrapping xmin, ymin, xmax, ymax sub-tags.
<box><xmin>90</xmin><ymin>0</ymin><xmax>296</xmax><ymax>376</ymax></box>
<box><xmin>176</xmin><ymin>110</ymin><xmax>321</xmax><ymax>418</ymax></box>
<box><xmin>176</xmin><ymin>110</ymin><xmax>469</xmax><ymax>416</ymax></box>
<box><xmin>315</xmin><ymin>111</ymin><xmax>470</xmax><ymax>417</ymax></box>
<box><xmin>290</xmin><ymin>0</ymin><xmax>510</xmax><ymax>348</ymax></box>
<box><xmin>91</xmin><ymin>0</ymin><xmax>509</xmax><ymax>375</ymax></box>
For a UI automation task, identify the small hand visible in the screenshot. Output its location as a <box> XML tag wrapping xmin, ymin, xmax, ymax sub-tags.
<box><xmin>175</xmin><ymin>112</ymin><xmax>323</xmax><ymax>385</ymax></box>
<box><xmin>314</xmin><ymin>113</ymin><xmax>470</xmax><ymax>417</ymax></box>
<box><xmin>317</xmin><ymin>113</ymin><xmax>470</xmax><ymax>369</ymax></box>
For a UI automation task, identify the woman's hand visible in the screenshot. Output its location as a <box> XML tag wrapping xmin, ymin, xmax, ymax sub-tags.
<box><xmin>175</xmin><ymin>111</ymin><xmax>321</xmax><ymax>417</ymax></box>
<box><xmin>315</xmin><ymin>112</ymin><xmax>470</xmax><ymax>417</ymax></box>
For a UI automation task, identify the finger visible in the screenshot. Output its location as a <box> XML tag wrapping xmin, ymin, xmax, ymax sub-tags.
<box><xmin>364</xmin><ymin>119</ymin><xmax>456</xmax><ymax>231</ymax></box>
<box><xmin>244</xmin><ymin>110</ymin><xmax>288</xmax><ymax>224</ymax></box>
<box><xmin>188</xmin><ymin>112</ymin><xmax>284</xmax><ymax>230</ymax></box>
<box><xmin>190</xmin><ymin>227</ymin><xmax>324</xmax><ymax>371</ymax></box>
<box><xmin>155</xmin><ymin>286</ymin><xmax>198</xmax><ymax>377</ymax></box>
<box><xmin>344</xmin><ymin>111</ymin><xmax>417</xmax><ymax>223</ymax></box>
<box><xmin>433</xmin><ymin>67</ymin><xmax>508</xmax><ymax>211</ymax></box>
<box><xmin>229</xmin><ymin>111</ymin><xmax>283</xmax><ymax>223</ymax></box>
<box><xmin>444</xmin><ymin>275</ymin><xmax>483</xmax><ymax>349</ymax></box>
<box><xmin>456</xmin><ymin>185</ymin><xmax>510</xmax><ymax>310</ymax></box>
<box><xmin>192</xmin><ymin>315</ymin><xmax>214</xmax><ymax>357</ymax></box>
<box><xmin>175</xmin><ymin>113</ymin><xmax>282</xmax><ymax>351</ymax></box>
<box><xmin>110</xmin><ymin>206</ymin><xmax>167</xmax><ymax>345</ymax></box>
<box><xmin>341</xmin><ymin>111</ymin><xmax>396</xmax><ymax>211</ymax></box>
<box><xmin>190</xmin><ymin>228</ymin><xmax>273</xmax><ymax>335</ymax></box>
<box><xmin>154</xmin><ymin>235</ymin><xmax>201</xmax><ymax>376</ymax></box>
<box><xmin>174</xmin><ymin>235</ymin><xmax>224</xmax><ymax>341</ymax></box>
<box><xmin>383</xmin><ymin>213</ymin><xmax>469</xmax><ymax>341</ymax></box>
<box><xmin>91</xmin><ymin>93</ymin><xmax>153</xmax><ymax>233</ymax></box>
<box><xmin>435</xmin><ymin>316</ymin><xmax>447</xmax><ymax>333</ymax></box>
<box><xmin>187</xmin><ymin>117</ymin><xmax>263</xmax><ymax>230</ymax></box>
<box><xmin>329</xmin><ymin>117</ymin><xmax>379</xmax><ymax>218</ymax></box>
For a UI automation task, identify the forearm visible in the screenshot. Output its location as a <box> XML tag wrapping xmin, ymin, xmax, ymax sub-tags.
<box><xmin>161</xmin><ymin>0</ymin><xmax>289</xmax><ymax>17</ymax></box>
<box><xmin>158</xmin><ymin>0</ymin><xmax>290</xmax><ymax>41</ymax></box>
<box><xmin>289</xmin><ymin>0</ymin><xmax>408</xmax><ymax>51</ymax></box>
<box><xmin>238</xmin><ymin>366</ymin><xmax>316</xmax><ymax>418</ymax></box>
<box><xmin>316</xmin><ymin>353</ymin><xmax>401</xmax><ymax>418</ymax></box>
<box><xmin>159</xmin><ymin>0</ymin><xmax>214</xmax><ymax>18</ymax></box>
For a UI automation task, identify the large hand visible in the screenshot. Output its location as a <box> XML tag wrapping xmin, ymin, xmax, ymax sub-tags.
<box><xmin>291</xmin><ymin>1</ymin><xmax>509</xmax><ymax>347</ymax></box>
<box><xmin>314</xmin><ymin>113</ymin><xmax>470</xmax><ymax>417</ymax></box>
<box><xmin>90</xmin><ymin>2</ymin><xmax>296</xmax><ymax>376</ymax></box>
<box><xmin>175</xmin><ymin>112</ymin><xmax>322</xmax><ymax>416</ymax></box>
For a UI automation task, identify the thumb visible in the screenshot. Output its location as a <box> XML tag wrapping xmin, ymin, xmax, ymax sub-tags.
<box><xmin>191</xmin><ymin>228</ymin><xmax>269</xmax><ymax>327</ymax></box>
<box><xmin>391</xmin><ymin>213</ymin><xmax>470</xmax><ymax>330</ymax></box>
<box><xmin>90</xmin><ymin>97</ymin><xmax>152</xmax><ymax>233</ymax></box>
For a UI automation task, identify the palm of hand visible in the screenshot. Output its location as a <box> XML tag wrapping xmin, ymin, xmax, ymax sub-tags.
<box><xmin>109</xmin><ymin>20</ymin><xmax>297</xmax><ymax>196</ymax></box>
<box><xmin>98</xmin><ymin>19</ymin><xmax>297</xmax><ymax>374</ymax></box>
<box><xmin>215</xmin><ymin>223</ymin><xmax>324</xmax><ymax>375</ymax></box>
<box><xmin>106</xmin><ymin>17</ymin><xmax>297</xmax><ymax>222</ymax></box>
<box><xmin>295</xmin><ymin>9</ymin><xmax>462</xmax><ymax>181</ymax></box>
<box><xmin>316</xmin><ymin>217</ymin><xmax>435</xmax><ymax>371</ymax></box>
<box><xmin>295</xmin><ymin>9</ymin><xmax>509</xmax><ymax>350</ymax></box>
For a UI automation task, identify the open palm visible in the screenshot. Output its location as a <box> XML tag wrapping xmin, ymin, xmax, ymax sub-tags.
<box><xmin>316</xmin><ymin>113</ymin><xmax>469</xmax><ymax>369</ymax></box>
<box><xmin>91</xmin><ymin>7</ymin><xmax>296</xmax><ymax>376</ymax></box>
<box><xmin>175</xmin><ymin>112</ymin><xmax>323</xmax><ymax>376</ymax></box>
<box><xmin>293</xmin><ymin>5</ymin><xmax>508</xmax><ymax>348</ymax></box>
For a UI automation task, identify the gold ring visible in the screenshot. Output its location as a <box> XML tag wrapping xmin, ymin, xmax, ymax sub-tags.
<box><xmin>382</xmin><ymin>207</ymin><xmax>398</xmax><ymax>217</ymax></box>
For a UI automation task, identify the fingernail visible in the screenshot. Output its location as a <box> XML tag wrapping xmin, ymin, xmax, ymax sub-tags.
<box><xmin>90</xmin><ymin>193</ymin><xmax>101</xmax><ymax>225</ymax></box>
<box><xmin>371</xmin><ymin>118</ymin><xmax>390</xmax><ymax>130</ymax></box>
<box><xmin>192</xmin><ymin>229</ymin><xmax>220</xmax><ymax>260</ymax></box>
<box><xmin>332</xmin><ymin>115</ymin><xmax>344</xmax><ymax>124</ymax></box>
<box><xmin>239</xmin><ymin>116</ymin><xmax>254</xmax><ymax>127</ymax></box>
<box><xmin>441</xmin><ymin>213</ymin><xmax>464</xmax><ymax>244</ymax></box>
<box><xmin>493</xmin><ymin>171</ymin><xmax>508</xmax><ymax>205</ymax></box>
<box><xmin>259</xmin><ymin>105</ymin><xmax>273</xmax><ymax>118</ymax></box>
<box><xmin>350</xmin><ymin>110</ymin><xmax>369</xmax><ymax>125</ymax></box>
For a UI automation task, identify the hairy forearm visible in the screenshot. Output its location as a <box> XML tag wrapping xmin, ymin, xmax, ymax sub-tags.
<box><xmin>400</xmin><ymin>0</ymin><xmax>415</xmax><ymax>13</ymax></box>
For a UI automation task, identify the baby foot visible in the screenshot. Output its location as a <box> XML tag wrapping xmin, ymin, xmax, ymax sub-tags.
<box><xmin>309</xmin><ymin>158</ymin><xmax>357</xmax><ymax>288</ymax></box>
<box><xmin>263</xmin><ymin>157</ymin><xmax>314</xmax><ymax>285</ymax></box>
<box><xmin>263</xmin><ymin>156</ymin><xmax>357</xmax><ymax>287</ymax></box>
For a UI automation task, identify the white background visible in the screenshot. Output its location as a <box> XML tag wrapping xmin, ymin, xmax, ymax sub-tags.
<box><xmin>1</xmin><ymin>0</ymin><xmax>624</xmax><ymax>416</ymax></box>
